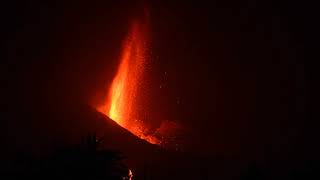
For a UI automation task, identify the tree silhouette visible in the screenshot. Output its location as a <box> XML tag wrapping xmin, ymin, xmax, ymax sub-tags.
<box><xmin>240</xmin><ymin>161</ymin><xmax>263</xmax><ymax>180</ymax></box>
<box><xmin>7</xmin><ymin>133</ymin><xmax>132</xmax><ymax>180</ymax></box>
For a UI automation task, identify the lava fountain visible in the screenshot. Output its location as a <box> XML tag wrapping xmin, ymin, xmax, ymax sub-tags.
<box><xmin>97</xmin><ymin>14</ymin><xmax>159</xmax><ymax>144</ymax></box>
<box><xmin>104</xmin><ymin>21</ymin><xmax>146</xmax><ymax>126</ymax></box>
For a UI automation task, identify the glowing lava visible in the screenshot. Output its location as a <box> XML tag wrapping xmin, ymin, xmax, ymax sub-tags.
<box><xmin>97</xmin><ymin>15</ymin><xmax>159</xmax><ymax>144</ymax></box>
<box><xmin>107</xmin><ymin>21</ymin><xmax>145</xmax><ymax>126</ymax></box>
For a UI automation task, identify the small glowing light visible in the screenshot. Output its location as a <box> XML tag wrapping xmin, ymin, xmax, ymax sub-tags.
<box><xmin>128</xmin><ymin>169</ymin><xmax>133</xmax><ymax>177</ymax></box>
<box><xmin>122</xmin><ymin>169</ymin><xmax>133</xmax><ymax>180</ymax></box>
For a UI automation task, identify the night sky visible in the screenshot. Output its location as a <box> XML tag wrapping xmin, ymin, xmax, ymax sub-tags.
<box><xmin>4</xmin><ymin>0</ymin><xmax>314</xmax><ymax>177</ymax></box>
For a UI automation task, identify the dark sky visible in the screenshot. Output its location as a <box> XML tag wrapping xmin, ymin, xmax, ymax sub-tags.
<box><xmin>4</xmin><ymin>0</ymin><xmax>313</xmax><ymax>165</ymax></box>
<box><xmin>148</xmin><ymin>1</ymin><xmax>309</xmax><ymax>156</ymax></box>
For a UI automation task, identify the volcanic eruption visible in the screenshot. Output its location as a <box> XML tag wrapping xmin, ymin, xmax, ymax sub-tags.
<box><xmin>97</xmin><ymin>12</ymin><xmax>159</xmax><ymax>144</ymax></box>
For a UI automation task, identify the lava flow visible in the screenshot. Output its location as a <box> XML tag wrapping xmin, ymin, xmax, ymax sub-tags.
<box><xmin>97</xmin><ymin>16</ymin><xmax>159</xmax><ymax>144</ymax></box>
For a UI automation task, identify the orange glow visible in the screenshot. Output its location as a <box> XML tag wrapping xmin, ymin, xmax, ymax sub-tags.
<box><xmin>97</xmin><ymin>15</ymin><xmax>159</xmax><ymax>144</ymax></box>
<box><xmin>107</xmin><ymin>22</ymin><xmax>142</xmax><ymax>126</ymax></box>
<box><xmin>107</xmin><ymin>21</ymin><xmax>144</xmax><ymax>126</ymax></box>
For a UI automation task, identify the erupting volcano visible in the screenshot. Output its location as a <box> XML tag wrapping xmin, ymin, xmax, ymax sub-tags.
<box><xmin>97</xmin><ymin>14</ymin><xmax>159</xmax><ymax>144</ymax></box>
